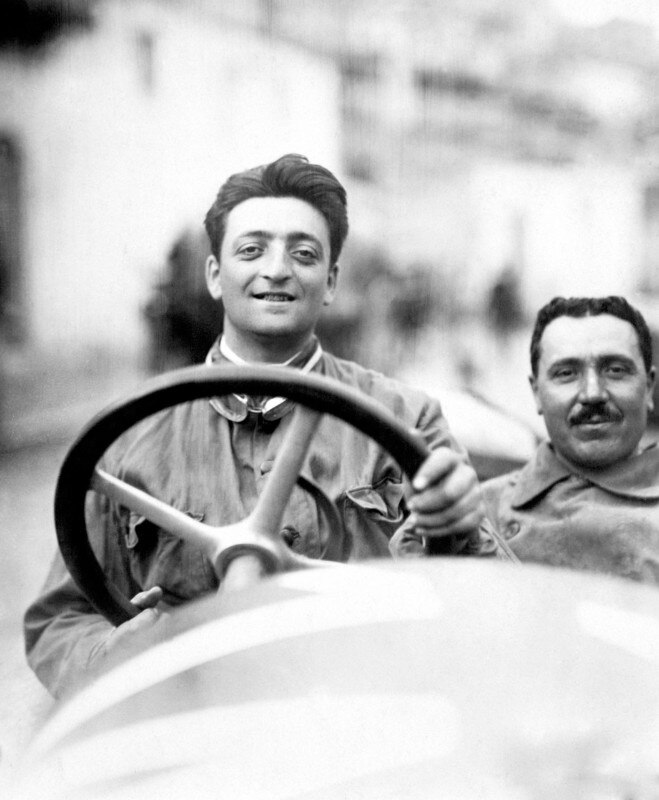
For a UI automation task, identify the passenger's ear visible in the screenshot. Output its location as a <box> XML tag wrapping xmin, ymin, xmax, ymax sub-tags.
<box><xmin>323</xmin><ymin>263</ymin><xmax>339</xmax><ymax>307</ymax></box>
<box><xmin>647</xmin><ymin>366</ymin><xmax>656</xmax><ymax>413</ymax></box>
<box><xmin>205</xmin><ymin>255</ymin><xmax>222</xmax><ymax>300</ymax></box>
<box><xmin>529</xmin><ymin>374</ymin><xmax>543</xmax><ymax>415</ymax></box>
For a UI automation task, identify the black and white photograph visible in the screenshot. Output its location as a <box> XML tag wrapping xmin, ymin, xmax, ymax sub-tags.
<box><xmin>2</xmin><ymin>1</ymin><xmax>659</xmax><ymax>797</ymax></box>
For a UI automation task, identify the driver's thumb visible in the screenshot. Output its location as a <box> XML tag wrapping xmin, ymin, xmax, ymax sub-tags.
<box><xmin>96</xmin><ymin>602</ymin><xmax>165</xmax><ymax>666</ymax></box>
<box><xmin>130</xmin><ymin>586</ymin><xmax>163</xmax><ymax>610</ymax></box>
<box><xmin>112</xmin><ymin>604</ymin><xmax>163</xmax><ymax>646</ymax></box>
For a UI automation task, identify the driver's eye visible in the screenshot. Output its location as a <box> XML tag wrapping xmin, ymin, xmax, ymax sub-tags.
<box><xmin>293</xmin><ymin>248</ymin><xmax>317</xmax><ymax>262</ymax></box>
<box><xmin>237</xmin><ymin>245</ymin><xmax>263</xmax><ymax>259</ymax></box>
<box><xmin>553</xmin><ymin>368</ymin><xmax>576</xmax><ymax>381</ymax></box>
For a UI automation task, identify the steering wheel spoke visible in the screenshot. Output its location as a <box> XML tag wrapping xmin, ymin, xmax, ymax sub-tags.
<box><xmin>91</xmin><ymin>469</ymin><xmax>220</xmax><ymax>555</ymax></box>
<box><xmin>92</xmin><ymin>468</ymin><xmax>296</xmax><ymax>576</ymax></box>
<box><xmin>91</xmin><ymin>404</ymin><xmax>323</xmax><ymax>583</ymax></box>
<box><xmin>248</xmin><ymin>406</ymin><xmax>322</xmax><ymax>537</ymax></box>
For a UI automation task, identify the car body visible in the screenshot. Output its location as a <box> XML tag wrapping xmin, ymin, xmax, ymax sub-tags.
<box><xmin>16</xmin><ymin>558</ymin><xmax>659</xmax><ymax>800</ymax></box>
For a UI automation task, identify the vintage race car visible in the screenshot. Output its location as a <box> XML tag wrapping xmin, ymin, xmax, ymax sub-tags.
<box><xmin>13</xmin><ymin>367</ymin><xmax>659</xmax><ymax>800</ymax></box>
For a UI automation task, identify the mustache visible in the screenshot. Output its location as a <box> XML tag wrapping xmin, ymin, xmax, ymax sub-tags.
<box><xmin>569</xmin><ymin>403</ymin><xmax>623</xmax><ymax>426</ymax></box>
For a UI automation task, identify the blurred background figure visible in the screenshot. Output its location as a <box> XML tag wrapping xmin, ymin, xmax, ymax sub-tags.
<box><xmin>487</xmin><ymin>264</ymin><xmax>523</xmax><ymax>341</ymax></box>
<box><xmin>142</xmin><ymin>229</ymin><xmax>218</xmax><ymax>371</ymax></box>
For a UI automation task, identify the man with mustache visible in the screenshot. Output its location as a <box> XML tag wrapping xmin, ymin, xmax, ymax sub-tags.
<box><xmin>478</xmin><ymin>295</ymin><xmax>659</xmax><ymax>583</ymax></box>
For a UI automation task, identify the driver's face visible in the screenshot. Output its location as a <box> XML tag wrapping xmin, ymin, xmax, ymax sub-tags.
<box><xmin>530</xmin><ymin>314</ymin><xmax>655</xmax><ymax>470</ymax></box>
<box><xmin>206</xmin><ymin>196</ymin><xmax>337</xmax><ymax>362</ymax></box>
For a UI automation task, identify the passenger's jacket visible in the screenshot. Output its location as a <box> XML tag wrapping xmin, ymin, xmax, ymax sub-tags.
<box><xmin>25</xmin><ymin>349</ymin><xmax>472</xmax><ymax>697</ymax></box>
<box><xmin>480</xmin><ymin>440</ymin><xmax>659</xmax><ymax>583</ymax></box>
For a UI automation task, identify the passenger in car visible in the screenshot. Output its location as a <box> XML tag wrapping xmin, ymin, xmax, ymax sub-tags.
<box><xmin>478</xmin><ymin>295</ymin><xmax>659</xmax><ymax>584</ymax></box>
<box><xmin>25</xmin><ymin>154</ymin><xmax>486</xmax><ymax>697</ymax></box>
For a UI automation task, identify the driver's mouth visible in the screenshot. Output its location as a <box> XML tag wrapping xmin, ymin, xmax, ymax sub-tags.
<box><xmin>570</xmin><ymin>412</ymin><xmax>621</xmax><ymax>427</ymax></box>
<box><xmin>253</xmin><ymin>293</ymin><xmax>295</xmax><ymax>302</ymax></box>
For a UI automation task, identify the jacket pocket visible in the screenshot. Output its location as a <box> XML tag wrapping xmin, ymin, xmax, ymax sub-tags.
<box><xmin>125</xmin><ymin>510</ymin><xmax>216</xmax><ymax>603</ymax></box>
<box><xmin>341</xmin><ymin>479</ymin><xmax>406</xmax><ymax>559</ymax></box>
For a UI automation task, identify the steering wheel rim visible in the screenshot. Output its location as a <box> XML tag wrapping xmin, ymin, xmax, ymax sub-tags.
<box><xmin>55</xmin><ymin>364</ymin><xmax>431</xmax><ymax>626</ymax></box>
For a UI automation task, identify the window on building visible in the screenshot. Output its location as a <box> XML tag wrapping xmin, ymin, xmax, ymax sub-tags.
<box><xmin>0</xmin><ymin>0</ymin><xmax>93</xmax><ymax>50</ymax></box>
<box><xmin>340</xmin><ymin>53</ymin><xmax>380</xmax><ymax>84</ymax></box>
<box><xmin>0</xmin><ymin>134</ymin><xmax>24</xmax><ymax>342</ymax></box>
<box><xmin>345</xmin><ymin>153</ymin><xmax>374</xmax><ymax>182</ymax></box>
<box><xmin>642</xmin><ymin>181</ymin><xmax>659</xmax><ymax>293</ymax></box>
<box><xmin>135</xmin><ymin>30</ymin><xmax>155</xmax><ymax>93</ymax></box>
<box><xmin>414</xmin><ymin>68</ymin><xmax>490</xmax><ymax>100</ymax></box>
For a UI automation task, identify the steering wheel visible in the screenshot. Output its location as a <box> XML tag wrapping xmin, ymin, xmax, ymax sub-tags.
<box><xmin>54</xmin><ymin>365</ymin><xmax>433</xmax><ymax>625</ymax></box>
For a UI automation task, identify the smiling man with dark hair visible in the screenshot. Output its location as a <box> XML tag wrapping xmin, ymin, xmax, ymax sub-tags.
<box><xmin>480</xmin><ymin>295</ymin><xmax>659</xmax><ymax>583</ymax></box>
<box><xmin>25</xmin><ymin>154</ymin><xmax>485</xmax><ymax>697</ymax></box>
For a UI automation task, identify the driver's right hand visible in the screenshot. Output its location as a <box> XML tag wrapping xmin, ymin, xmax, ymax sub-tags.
<box><xmin>92</xmin><ymin>586</ymin><xmax>166</xmax><ymax>666</ymax></box>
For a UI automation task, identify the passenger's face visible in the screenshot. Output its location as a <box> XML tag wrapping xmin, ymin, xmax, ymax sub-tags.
<box><xmin>531</xmin><ymin>314</ymin><xmax>655</xmax><ymax>470</ymax></box>
<box><xmin>206</xmin><ymin>196</ymin><xmax>337</xmax><ymax>362</ymax></box>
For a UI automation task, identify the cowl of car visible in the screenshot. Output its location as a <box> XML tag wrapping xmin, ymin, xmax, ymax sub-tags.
<box><xmin>13</xmin><ymin>558</ymin><xmax>659</xmax><ymax>800</ymax></box>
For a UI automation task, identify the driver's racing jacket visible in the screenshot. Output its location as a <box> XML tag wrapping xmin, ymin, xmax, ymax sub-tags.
<box><xmin>24</xmin><ymin>348</ymin><xmax>477</xmax><ymax>697</ymax></box>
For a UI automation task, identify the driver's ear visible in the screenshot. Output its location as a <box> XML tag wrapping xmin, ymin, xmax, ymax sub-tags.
<box><xmin>205</xmin><ymin>255</ymin><xmax>222</xmax><ymax>301</ymax></box>
<box><xmin>647</xmin><ymin>366</ymin><xmax>656</xmax><ymax>413</ymax></box>
<box><xmin>323</xmin><ymin>263</ymin><xmax>339</xmax><ymax>307</ymax></box>
<box><xmin>529</xmin><ymin>373</ymin><xmax>543</xmax><ymax>415</ymax></box>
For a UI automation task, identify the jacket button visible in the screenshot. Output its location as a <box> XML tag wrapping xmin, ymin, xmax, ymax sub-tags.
<box><xmin>281</xmin><ymin>526</ymin><xmax>300</xmax><ymax>547</ymax></box>
<box><xmin>504</xmin><ymin>521</ymin><xmax>520</xmax><ymax>539</ymax></box>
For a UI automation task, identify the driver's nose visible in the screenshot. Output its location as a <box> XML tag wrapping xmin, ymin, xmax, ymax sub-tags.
<box><xmin>260</xmin><ymin>246</ymin><xmax>292</xmax><ymax>281</ymax></box>
<box><xmin>578</xmin><ymin>367</ymin><xmax>608</xmax><ymax>403</ymax></box>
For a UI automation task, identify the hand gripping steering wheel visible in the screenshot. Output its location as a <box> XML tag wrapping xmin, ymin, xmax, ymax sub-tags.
<box><xmin>54</xmin><ymin>365</ymin><xmax>432</xmax><ymax>625</ymax></box>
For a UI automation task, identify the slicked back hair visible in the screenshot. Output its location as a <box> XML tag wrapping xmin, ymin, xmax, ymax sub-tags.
<box><xmin>530</xmin><ymin>295</ymin><xmax>653</xmax><ymax>377</ymax></box>
<box><xmin>204</xmin><ymin>153</ymin><xmax>348</xmax><ymax>266</ymax></box>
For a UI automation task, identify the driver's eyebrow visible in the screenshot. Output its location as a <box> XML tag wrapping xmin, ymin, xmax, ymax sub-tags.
<box><xmin>234</xmin><ymin>230</ymin><xmax>272</xmax><ymax>242</ymax></box>
<box><xmin>548</xmin><ymin>357</ymin><xmax>581</xmax><ymax>372</ymax></box>
<box><xmin>598</xmin><ymin>354</ymin><xmax>637</xmax><ymax>367</ymax></box>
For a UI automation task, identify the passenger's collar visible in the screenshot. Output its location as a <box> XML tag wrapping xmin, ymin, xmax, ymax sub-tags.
<box><xmin>511</xmin><ymin>439</ymin><xmax>659</xmax><ymax>507</ymax></box>
<box><xmin>205</xmin><ymin>335</ymin><xmax>323</xmax><ymax>422</ymax></box>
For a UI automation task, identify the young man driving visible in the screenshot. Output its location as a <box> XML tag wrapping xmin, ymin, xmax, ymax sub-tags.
<box><xmin>25</xmin><ymin>154</ymin><xmax>484</xmax><ymax>697</ymax></box>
